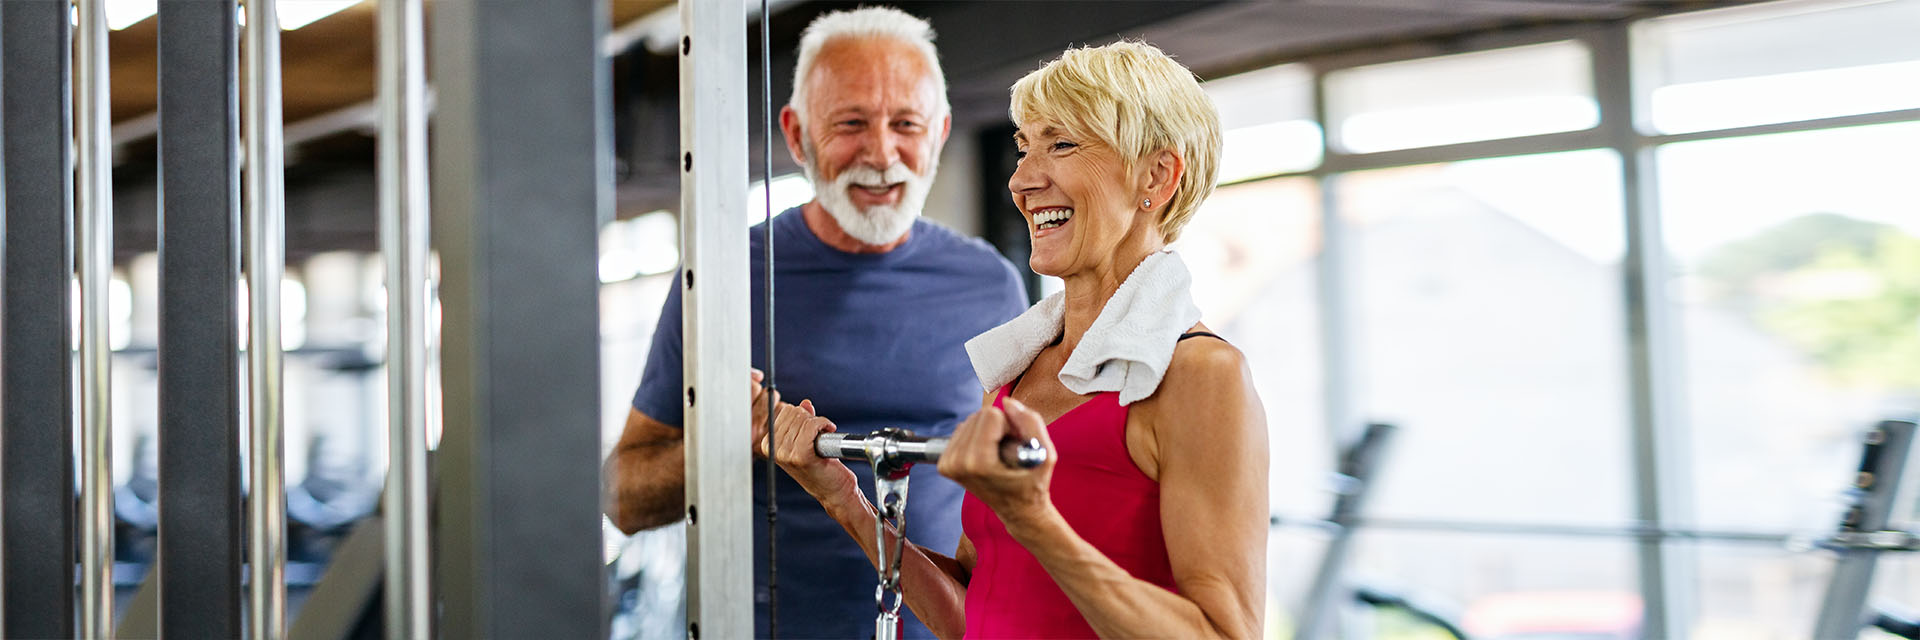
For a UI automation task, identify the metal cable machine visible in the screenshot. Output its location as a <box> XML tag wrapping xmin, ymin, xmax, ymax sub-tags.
<box><xmin>1</xmin><ymin>0</ymin><xmax>608</xmax><ymax>636</ymax></box>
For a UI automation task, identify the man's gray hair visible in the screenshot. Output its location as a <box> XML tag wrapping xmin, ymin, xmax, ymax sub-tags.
<box><xmin>789</xmin><ymin>6</ymin><xmax>950</xmax><ymax>123</ymax></box>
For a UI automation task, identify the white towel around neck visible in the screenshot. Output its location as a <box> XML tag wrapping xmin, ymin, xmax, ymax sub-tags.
<box><xmin>965</xmin><ymin>250</ymin><xmax>1202</xmax><ymax>406</ymax></box>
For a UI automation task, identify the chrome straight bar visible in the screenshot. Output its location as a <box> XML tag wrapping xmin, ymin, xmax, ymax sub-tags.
<box><xmin>377</xmin><ymin>0</ymin><xmax>432</xmax><ymax>636</ymax></box>
<box><xmin>814</xmin><ymin>428</ymin><xmax>1043</xmax><ymax>640</ymax></box>
<box><xmin>244</xmin><ymin>0</ymin><xmax>289</xmax><ymax>635</ymax></box>
<box><xmin>815</xmin><ymin>431</ymin><xmax>1048</xmax><ymax>472</ymax></box>
<box><xmin>75</xmin><ymin>0</ymin><xmax>116</xmax><ymax>635</ymax></box>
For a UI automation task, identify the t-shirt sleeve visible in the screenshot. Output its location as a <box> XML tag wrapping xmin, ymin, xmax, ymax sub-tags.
<box><xmin>631</xmin><ymin>271</ymin><xmax>687</xmax><ymax>428</ymax></box>
<box><xmin>995</xmin><ymin>254</ymin><xmax>1032</xmax><ymax>323</ymax></box>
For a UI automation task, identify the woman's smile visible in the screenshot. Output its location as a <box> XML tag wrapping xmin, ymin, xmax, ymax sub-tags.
<box><xmin>1030</xmin><ymin>206</ymin><xmax>1075</xmax><ymax>238</ymax></box>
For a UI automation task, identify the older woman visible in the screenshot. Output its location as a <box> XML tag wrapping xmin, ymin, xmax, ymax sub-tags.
<box><xmin>766</xmin><ymin>41</ymin><xmax>1267</xmax><ymax>639</ymax></box>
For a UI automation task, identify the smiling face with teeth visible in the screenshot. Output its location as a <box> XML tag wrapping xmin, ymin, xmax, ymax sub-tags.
<box><xmin>780</xmin><ymin>36</ymin><xmax>951</xmax><ymax>251</ymax></box>
<box><xmin>1009</xmin><ymin>122</ymin><xmax>1179</xmax><ymax>286</ymax></box>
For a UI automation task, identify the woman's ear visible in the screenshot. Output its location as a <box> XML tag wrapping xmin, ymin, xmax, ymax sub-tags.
<box><xmin>1141</xmin><ymin>148</ymin><xmax>1185</xmax><ymax>211</ymax></box>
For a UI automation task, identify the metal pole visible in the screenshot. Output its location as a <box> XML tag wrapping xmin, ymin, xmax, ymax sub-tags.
<box><xmin>680</xmin><ymin>0</ymin><xmax>753</xmax><ymax>637</ymax></box>
<box><xmin>154</xmin><ymin>0</ymin><xmax>246</xmax><ymax>635</ymax></box>
<box><xmin>74</xmin><ymin>0</ymin><xmax>116</xmax><ymax>635</ymax></box>
<box><xmin>1</xmin><ymin>1</ymin><xmax>77</xmax><ymax>634</ymax></box>
<box><xmin>429</xmin><ymin>0</ymin><xmax>609</xmax><ymax>634</ymax></box>
<box><xmin>378</xmin><ymin>0</ymin><xmax>432</xmax><ymax>636</ymax></box>
<box><xmin>245</xmin><ymin>0</ymin><xmax>289</xmax><ymax>635</ymax></box>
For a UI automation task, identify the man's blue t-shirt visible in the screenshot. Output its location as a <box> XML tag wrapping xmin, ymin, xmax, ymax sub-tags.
<box><xmin>632</xmin><ymin>207</ymin><xmax>1027</xmax><ymax>639</ymax></box>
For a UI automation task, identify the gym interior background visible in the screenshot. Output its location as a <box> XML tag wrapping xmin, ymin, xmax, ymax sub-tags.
<box><xmin>23</xmin><ymin>0</ymin><xmax>1920</xmax><ymax>637</ymax></box>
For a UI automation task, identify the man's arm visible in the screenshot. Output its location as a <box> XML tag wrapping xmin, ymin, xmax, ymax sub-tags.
<box><xmin>607</xmin><ymin>370</ymin><xmax>782</xmax><ymax>534</ymax></box>
<box><xmin>604</xmin><ymin>407</ymin><xmax>687</xmax><ymax>534</ymax></box>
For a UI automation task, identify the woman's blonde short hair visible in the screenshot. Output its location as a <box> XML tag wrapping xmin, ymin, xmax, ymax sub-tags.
<box><xmin>1010</xmin><ymin>41</ymin><xmax>1221</xmax><ymax>243</ymax></box>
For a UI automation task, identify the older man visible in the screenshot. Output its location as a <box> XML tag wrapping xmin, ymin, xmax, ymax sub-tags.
<box><xmin>604</xmin><ymin>7</ymin><xmax>1027</xmax><ymax>638</ymax></box>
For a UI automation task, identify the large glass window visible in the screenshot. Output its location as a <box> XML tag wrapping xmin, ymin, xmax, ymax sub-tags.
<box><xmin>1265</xmin><ymin>531</ymin><xmax>1646</xmax><ymax>639</ymax></box>
<box><xmin>1342</xmin><ymin>150</ymin><xmax>1633</xmax><ymax>527</ymax></box>
<box><xmin>1348</xmin><ymin>531</ymin><xmax>1640</xmax><ymax>640</ymax></box>
<box><xmin>1325</xmin><ymin>41</ymin><xmax>1597</xmax><ymax>153</ymax></box>
<box><xmin>1691</xmin><ymin>542</ymin><xmax>1830</xmax><ymax>639</ymax></box>
<box><xmin>1179</xmin><ymin>177</ymin><xmax>1326</xmax><ymax>516</ymax></box>
<box><xmin>1638</xmin><ymin>0</ymin><xmax>1920</xmax><ymax>135</ymax></box>
<box><xmin>1660</xmin><ymin>121</ymin><xmax>1920</xmax><ymax>531</ymax></box>
<box><xmin>1179</xmin><ymin>177</ymin><xmax>1327</xmax><ymax>639</ymax></box>
<box><xmin>1659</xmin><ymin>120</ymin><xmax>1920</xmax><ymax>636</ymax></box>
<box><xmin>1204</xmin><ymin>64</ymin><xmax>1322</xmax><ymax>182</ymax></box>
<box><xmin>1872</xmin><ymin>555</ymin><xmax>1920</xmax><ymax>640</ymax></box>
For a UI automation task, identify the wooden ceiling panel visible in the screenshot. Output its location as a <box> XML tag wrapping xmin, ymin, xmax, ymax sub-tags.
<box><xmin>107</xmin><ymin>19</ymin><xmax>157</xmax><ymax>121</ymax></box>
<box><xmin>280</xmin><ymin>3</ymin><xmax>377</xmax><ymax>122</ymax></box>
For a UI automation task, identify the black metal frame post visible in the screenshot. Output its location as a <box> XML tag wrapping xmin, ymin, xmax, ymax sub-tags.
<box><xmin>155</xmin><ymin>0</ymin><xmax>245</xmax><ymax>636</ymax></box>
<box><xmin>430</xmin><ymin>0</ymin><xmax>610</xmax><ymax>636</ymax></box>
<box><xmin>1</xmin><ymin>1</ymin><xmax>76</xmax><ymax>636</ymax></box>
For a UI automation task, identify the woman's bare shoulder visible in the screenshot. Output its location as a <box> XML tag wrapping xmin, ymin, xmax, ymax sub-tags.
<box><xmin>1165</xmin><ymin>329</ymin><xmax>1252</xmax><ymax>392</ymax></box>
<box><xmin>1139</xmin><ymin>331</ymin><xmax>1258</xmax><ymax>432</ymax></box>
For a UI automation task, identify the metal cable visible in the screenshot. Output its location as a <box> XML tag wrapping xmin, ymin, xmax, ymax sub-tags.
<box><xmin>762</xmin><ymin>0</ymin><xmax>780</xmax><ymax>636</ymax></box>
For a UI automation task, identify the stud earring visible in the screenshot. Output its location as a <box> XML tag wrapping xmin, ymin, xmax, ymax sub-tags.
<box><xmin>1142</xmin><ymin>198</ymin><xmax>1152</xmax><ymax>208</ymax></box>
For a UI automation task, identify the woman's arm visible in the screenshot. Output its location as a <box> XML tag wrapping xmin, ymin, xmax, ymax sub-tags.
<box><xmin>766</xmin><ymin>399</ymin><xmax>976</xmax><ymax>639</ymax></box>
<box><xmin>944</xmin><ymin>342</ymin><xmax>1268</xmax><ymax>639</ymax></box>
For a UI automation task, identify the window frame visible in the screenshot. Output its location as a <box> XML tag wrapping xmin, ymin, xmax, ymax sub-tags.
<box><xmin>1219</xmin><ymin>7</ymin><xmax>1920</xmax><ymax>637</ymax></box>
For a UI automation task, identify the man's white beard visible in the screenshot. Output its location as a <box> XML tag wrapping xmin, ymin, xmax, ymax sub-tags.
<box><xmin>806</xmin><ymin>156</ymin><xmax>935</xmax><ymax>246</ymax></box>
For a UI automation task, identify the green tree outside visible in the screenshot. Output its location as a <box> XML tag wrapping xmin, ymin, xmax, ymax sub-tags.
<box><xmin>1696</xmin><ymin>213</ymin><xmax>1920</xmax><ymax>391</ymax></box>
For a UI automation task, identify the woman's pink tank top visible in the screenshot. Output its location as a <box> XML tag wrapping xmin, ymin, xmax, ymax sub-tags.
<box><xmin>960</xmin><ymin>383</ymin><xmax>1178</xmax><ymax>639</ymax></box>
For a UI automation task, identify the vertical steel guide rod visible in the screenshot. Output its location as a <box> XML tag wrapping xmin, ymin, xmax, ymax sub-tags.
<box><xmin>376</xmin><ymin>0</ymin><xmax>433</xmax><ymax>635</ymax></box>
<box><xmin>378</xmin><ymin>0</ymin><xmax>433</xmax><ymax>637</ymax></box>
<box><xmin>75</xmin><ymin>0</ymin><xmax>116</xmax><ymax>634</ymax></box>
<box><xmin>245</xmin><ymin>0</ymin><xmax>290</xmax><ymax>636</ymax></box>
